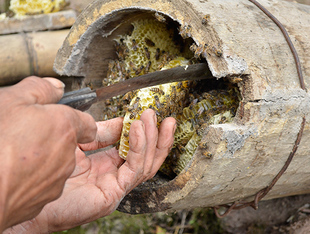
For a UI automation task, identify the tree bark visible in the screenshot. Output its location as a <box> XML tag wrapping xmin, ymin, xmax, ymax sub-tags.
<box><xmin>54</xmin><ymin>0</ymin><xmax>310</xmax><ymax>214</ymax></box>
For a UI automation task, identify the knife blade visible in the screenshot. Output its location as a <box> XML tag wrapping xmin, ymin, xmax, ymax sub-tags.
<box><xmin>58</xmin><ymin>63</ymin><xmax>212</xmax><ymax>111</ymax></box>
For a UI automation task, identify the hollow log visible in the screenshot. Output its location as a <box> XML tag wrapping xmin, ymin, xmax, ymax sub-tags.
<box><xmin>53</xmin><ymin>0</ymin><xmax>310</xmax><ymax>214</ymax></box>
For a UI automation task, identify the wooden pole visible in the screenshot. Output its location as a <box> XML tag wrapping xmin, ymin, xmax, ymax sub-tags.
<box><xmin>0</xmin><ymin>29</ymin><xmax>69</xmax><ymax>85</ymax></box>
<box><xmin>53</xmin><ymin>0</ymin><xmax>310</xmax><ymax>213</ymax></box>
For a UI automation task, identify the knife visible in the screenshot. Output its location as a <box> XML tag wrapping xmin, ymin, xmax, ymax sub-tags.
<box><xmin>58</xmin><ymin>63</ymin><xmax>212</xmax><ymax>111</ymax></box>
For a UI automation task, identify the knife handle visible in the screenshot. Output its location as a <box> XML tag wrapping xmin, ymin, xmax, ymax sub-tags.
<box><xmin>58</xmin><ymin>87</ymin><xmax>97</xmax><ymax>111</ymax></box>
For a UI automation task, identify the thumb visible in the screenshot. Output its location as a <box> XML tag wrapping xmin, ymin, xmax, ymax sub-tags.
<box><xmin>16</xmin><ymin>76</ymin><xmax>65</xmax><ymax>105</ymax></box>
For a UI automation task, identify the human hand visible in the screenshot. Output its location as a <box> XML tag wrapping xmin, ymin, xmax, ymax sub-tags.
<box><xmin>0</xmin><ymin>77</ymin><xmax>97</xmax><ymax>232</ymax></box>
<box><xmin>4</xmin><ymin>109</ymin><xmax>176</xmax><ymax>233</ymax></box>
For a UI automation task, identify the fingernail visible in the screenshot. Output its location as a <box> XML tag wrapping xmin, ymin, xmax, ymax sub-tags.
<box><xmin>141</xmin><ymin>121</ymin><xmax>145</xmax><ymax>131</ymax></box>
<box><xmin>153</xmin><ymin>113</ymin><xmax>157</xmax><ymax>124</ymax></box>
<box><xmin>44</xmin><ymin>78</ymin><xmax>65</xmax><ymax>90</ymax></box>
<box><xmin>173</xmin><ymin>123</ymin><xmax>177</xmax><ymax>134</ymax></box>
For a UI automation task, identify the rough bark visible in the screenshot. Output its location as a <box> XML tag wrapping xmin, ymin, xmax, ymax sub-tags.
<box><xmin>53</xmin><ymin>0</ymin><xmax>310</xmax><ymax>213</ymax></box>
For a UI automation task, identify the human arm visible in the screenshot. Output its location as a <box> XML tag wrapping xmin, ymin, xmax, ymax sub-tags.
<box><xmin>3</xmin><ymin>109</ymin><xmax>176</xmax><ymax>233</ymax></box>
<box><xmin>0</xmin><ymin>77</ymin><xmax>97</xmax><ymax>232</ymax></box>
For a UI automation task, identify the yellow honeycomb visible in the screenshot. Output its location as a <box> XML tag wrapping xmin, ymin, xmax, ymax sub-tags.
<box><xmin>9</xmin><ymin>0</ymin><xmax>67</xmax><ymax>17</ymax></box>
<box><xmin>114</xmin><ymin>19</ymin><xmax>185</xmax><ymax>77</ymax></box>
<box><xmin>103</xmin><ymin>16</ymin><xmax>240</xmax><ymax>177</ymax></box>
<box><xmin>119</xmin><ymin>58</ymin><xmax>191</xmax><ymax>159</ymax></box>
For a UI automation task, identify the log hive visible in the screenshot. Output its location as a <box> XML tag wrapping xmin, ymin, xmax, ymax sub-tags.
<box><xmin>53</xmin><ymin>0</ymin><xmax>310</xmax><ymax>214</ymax></box>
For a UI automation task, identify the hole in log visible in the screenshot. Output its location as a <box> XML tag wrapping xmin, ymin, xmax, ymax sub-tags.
<box><xmin>80</xmin><ymin>9</ymin><xmax>241</xmax><ymax>213</ymax></box>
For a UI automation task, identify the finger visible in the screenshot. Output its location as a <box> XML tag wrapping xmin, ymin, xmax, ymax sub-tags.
<box><xmin>139</xmin><ymin>109</ymin><xmax>158</xmax><ymax>180</ymax></box>
<box><xmin>79</xmin><ymin>117</ymin><xmax>124</xmax><ymax>151</ymax></box>
<box><xmin>14</xmin><ymin>76</ymin><xmax>65</xmax><ymax>105</ymax></box>
<box><xmin>54</xmin><ymin>105</ymin><xmax>97</xmax><ymax>144</ymax></box>
<box><xmin>117</xmin><ymin>120</ymin><xmax>147</xmax><ymax>192</ymax></box>
<box><xmin>151</xmin><ymin>117</ymin><xmax>176</xmax><ymax>175</ymax></box>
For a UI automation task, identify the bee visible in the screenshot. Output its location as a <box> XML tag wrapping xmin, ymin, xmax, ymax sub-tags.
<box><xmin>123</xmin><ymin>132</ymin><xmax>129</xmax><ymax>138</ymax></box>
<box><xmin>202</xmin><ymin>44</ymin><xmax>211</xmax><ymax>57</ymax></box>
<box><xmin>109</xmin><ymin>106</ymin><xmax>118</xmax><ymax>114</ymax></box>
<box><xmin>202</xmin><ymin>14</ymin><xmax>210</xmax><ymax>25</ymax></box>
<box><xmin>154</xmin><ymin>95</ymin><xmax>161</xmax><ymax>109</ymax></box>
<box><xmin>132</xmin><ymin>97</ymin><xmax>141</xmax><ymax>109</ymax></box>
<box><xmin>135</xmin><ymin>65</ymin><xmax>144</xmax><ymax>75</ymax></box>
<box><xmin>229</xmin><ymin>77</ymin><xmax>243</xmax><ymax>83</ymax></box>
<box><xmin>190</xmin><ymin>98</ymin><xmax>199</xmax><ymax>107</ymax></box>
<box><xmin>202</xmin><ymin>92</ymin><xmax>212</xmax><ymax>100</ymax></box>
<box><xmin>129</xmin><ymin>106</ymin><xmax>140</xmax><ymax>120</ymax></box>
<box><xmin>171</xmin><ymin>86</ymin><xmax>177</xmax><ymax>100</ymax></box>
<box><xmin>155</xmin><ymin>12</ymin><xmax>166</xmax><ymax>22</ymax></box>
<box><xmin>148</xmin><ymin>104</ymin><xmax>155</xmax><ymax>110</ymax></box>
<box><xmin>129</xmin><ymin>112</ymin><xmax>137</xmax><ymax>119</ymax></box>
<box><xmin>203</xmin><ymin>151</ymin><xmax>213</xmax><ymax>159</ymax></box>
<box><xmin>122</xmin><ymin>91</ymin><xmax>133</xmax><ymax>102</ymax></box>
<box><xmin>179</xmin><ymin>24</ymin><xmax>192</xmax><ymax>39</ymax></box>
<box><xmin>158</xmin><ymin>60</ymin><xmax>167</xmax><ymax>70</ymax></box>
<box><xmin>131</xmin><ymin>39</ymin><xmax>138</xmax><ymax>51</ymax></box>
<box><xmin>190</xmin><ymin>43</ymin><xmax>197</xmax><ymax>52</ymax></box>
<box><xmin>176</xmin><ymin>145</ymin><xmax>186</xmax><ymax>153</ymax></box>
<box><xmin>175</xmin><ymin>90</ymin><xmax>186</xmax><ymax>102</ymax></box>
<box><xmin>196</xmin><ymin>106</ymin><xmax>205</xmax><ymax>116</ymax></box>
<box><xmin>177</xmin><ymin>82</ymin><xmax>183</xmax><ymax>89</ymax></box>
<box><xmin>212</xmin><ymin>46</ymin><xmax>223</xmax><ymax>57</ymax></box>
<box><xmin>219</xmin><ymin>116</ymin><xmax>227</xmax><ymax>124</ymax></box>
<box><xmin>115</xmin><ymin>39</ymin><xmax>129</xmax><ymax>60</ymax></box>
<box><xmin>150</xmin><ymin>87</ymin><xmax>164</xmax><ymax>95</ymax></box>
<box><xmin>113</xmin><ymin>140</ymin><xmax>120</xmax><ymax>150</ymax></box>
<box><xmin>108</xmin><ymin>60</ymin><xmax>115</xmax><ymax>71</ymax></box>
<box><xmin>194</xmin><ymin>44</ymin><xmax>204</xmax><ymax>59</ymax></box>
<box><xmin>183</xmin><ymin>80</ymin><xmax>191</xmax><ymax>88</ymax></box>
<box><xmin>129</xmin><ymin>61</ymin><xmax>137</xmax><ymax>72</ymax></box>
<box><xmin>188</xmin><ymin>93</ymin><xmax>195</xmax><ymax>103</ymax></box>
<box><xmin>157</xmin><ymin>115</ymin><xmax>163</xmax><ymax>123</ymax></box>
<box><xmin>144</xmin><ymin>47</ymin><xmax>150</xmax><ymax>60</ymax></box>
<box><xmin>155</xmin><ymin>48</ymin><xmax>160</xmax><ymax>60</ymax></box>
<box><xmin>145</xmin><ymin>38</ymin><xmax>155</xmax><ymax>47</ymax></box>
<box><xmin>123</xmin><ymin>69</ymin><xmax>131</xmax><ymax>79</ymax></box>
<box><xmin>145</xmin><ymin>61</ymin><xmax>152</xmax><ymax>73</ymax></box>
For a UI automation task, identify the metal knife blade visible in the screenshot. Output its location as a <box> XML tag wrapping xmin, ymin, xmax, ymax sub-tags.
<box><xmin>96</xmin><ymin>63</ymin><xmax>211</xmax><ymax>100</ymax></box>
<box><xmin>58</xmin><ymin>63</ymin><xmax>212</xmax><ymax>111</ymax></box>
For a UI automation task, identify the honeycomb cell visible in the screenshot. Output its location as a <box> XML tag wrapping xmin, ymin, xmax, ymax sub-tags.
<box><xmin>103</xmin><ymin>16</ymin><xmax>240</xmax><ymax>176</ymax></box>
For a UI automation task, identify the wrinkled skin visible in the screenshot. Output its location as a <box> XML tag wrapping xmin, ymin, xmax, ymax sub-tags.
<box><xmin>0</xmin><ymin>77</ymin><xmax>175</xmax><ymax>233</ymax></box>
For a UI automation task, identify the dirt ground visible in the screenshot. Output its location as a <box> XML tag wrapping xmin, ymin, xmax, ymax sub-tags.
<box><xmin>221</xmin><ymin>194</ymin><xmax>310</xmax><ymax>233</ymax></box>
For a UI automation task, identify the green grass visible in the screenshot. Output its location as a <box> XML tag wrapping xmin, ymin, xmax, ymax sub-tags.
<box><xmin>54</xmin><ymin>208</ymin><xmax>224</xmax><ymax>234</ymax></box>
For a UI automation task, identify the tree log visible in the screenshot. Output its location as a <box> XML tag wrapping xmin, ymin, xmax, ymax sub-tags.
<box><xmin>53</xmin><ymin>0</ymin><xmax>310</xmax><ymax>214</ymax></box>
<box><xmin>0</xmin><ymin>29</ymin><xmax>69</xmax><ymax>85</ymax></box>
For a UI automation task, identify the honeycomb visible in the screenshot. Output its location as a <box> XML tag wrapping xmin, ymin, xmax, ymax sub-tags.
<box><xmin>102</xmin><ymin>16</ymin><xmax>240</xmax><ymax>178</ymax></box>
<box><xmin>9</xmin><ymin>0</ymin><xmax>67</xmax><ymax>17</ymax></box>
<box><xmin>119</xmin><ymin>57</ymin><xmax>191</xmax><ymax>159</ymax></box>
